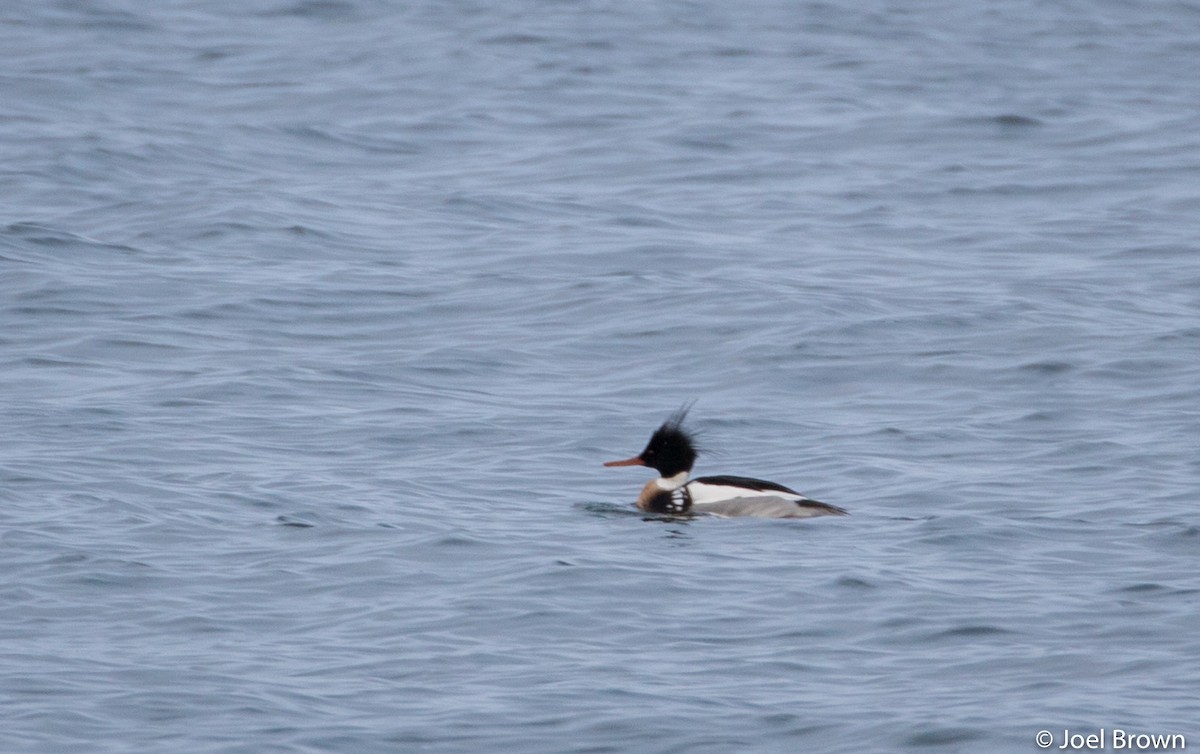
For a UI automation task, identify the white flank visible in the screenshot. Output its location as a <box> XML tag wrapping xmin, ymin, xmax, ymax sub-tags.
<box><xmin>692</xmin><ymin>498</ymin><xmax>831</xmax><ymax>519</ymax></box>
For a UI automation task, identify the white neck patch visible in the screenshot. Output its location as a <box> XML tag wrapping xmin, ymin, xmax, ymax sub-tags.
<box><xmin>655</xmin><ymin>471</ymin><xmax>689</xmax><ymax>491</ymax></box>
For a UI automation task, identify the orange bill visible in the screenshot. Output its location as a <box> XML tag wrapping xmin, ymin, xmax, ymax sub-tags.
<box><xmin>603</xmin><ymin>456</ymin><xmax>645</xmax><ymax>467</ymax></box>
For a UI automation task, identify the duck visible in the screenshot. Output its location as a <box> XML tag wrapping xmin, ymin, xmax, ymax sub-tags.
<box><xmin>604</xmin><ymin>407</ymin><xmax>848</xmax><ymax>519</ymax></box>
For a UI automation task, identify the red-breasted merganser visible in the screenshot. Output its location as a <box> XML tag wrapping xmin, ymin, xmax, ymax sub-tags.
<box><xmin>604</xmin><ymin>407</ymin><xmax>848</xmax><ymax>519</ymax></box>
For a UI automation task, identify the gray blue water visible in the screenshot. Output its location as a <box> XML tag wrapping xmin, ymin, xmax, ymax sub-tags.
<box><xmin>3</xmin><ymin>1</ymin><xmax>1199</xmax><ymax>752</ymax></box>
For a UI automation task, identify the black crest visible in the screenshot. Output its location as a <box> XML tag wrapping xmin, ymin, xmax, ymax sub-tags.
<box><xmin>637</xmin><ymin>404</ymin><xmax>699</xmax><ymax>476</ymax></box>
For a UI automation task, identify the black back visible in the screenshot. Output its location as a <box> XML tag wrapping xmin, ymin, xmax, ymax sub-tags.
<box><xmin>691</xmin><ymin>474</ymin><xmax>803</xmax><ymax>497</ymax></box>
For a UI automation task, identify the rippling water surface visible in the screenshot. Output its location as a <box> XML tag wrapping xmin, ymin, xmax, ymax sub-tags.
<box><xmin>3</xmin><ymin>1</ymin><xmax>1199</xmax><ymax>752</ymax></box>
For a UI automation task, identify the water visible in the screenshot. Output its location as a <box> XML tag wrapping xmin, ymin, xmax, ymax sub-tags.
<box><xmin>3</xmin><ymin>1</ymin><xmax>1199</xmax><ymax>752</ymax></box>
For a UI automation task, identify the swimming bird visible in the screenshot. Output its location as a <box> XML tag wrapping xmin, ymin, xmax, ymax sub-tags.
<box><xmin>604</xmin><ymin>407</ymin><xmax>848</xmax><ymax>518</ymax></box>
